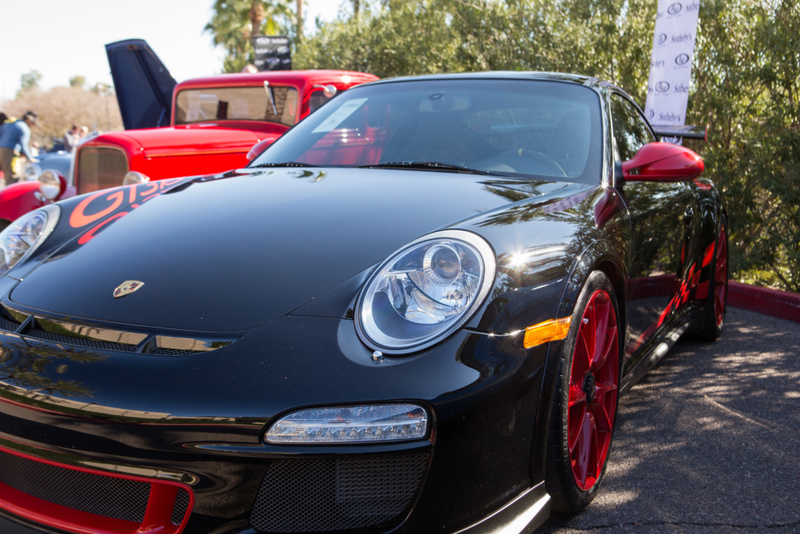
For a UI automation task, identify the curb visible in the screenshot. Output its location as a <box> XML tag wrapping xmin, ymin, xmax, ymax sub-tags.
<box><xmin>728</xmin><ymin>281</ymin><xmax>800</xmax><ymax>324</ymax></box>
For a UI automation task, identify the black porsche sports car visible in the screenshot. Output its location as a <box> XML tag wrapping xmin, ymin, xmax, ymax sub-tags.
<box><xmin>0</xmin><ymin>72</ymin><xmax>726</xmax><ymax>534</ymax></box>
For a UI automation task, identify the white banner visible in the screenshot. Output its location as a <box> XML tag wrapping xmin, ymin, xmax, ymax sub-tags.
<box><xmin>644</xmin><ymin>0</ymin><xmax>701</xmax><ymax>128</ymax></box>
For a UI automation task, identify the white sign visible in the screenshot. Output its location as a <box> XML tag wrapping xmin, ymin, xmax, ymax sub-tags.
<box><xmin>644</xmin><ymin>0</ymin><xmax>701</xmax><ymax>128</ymax></box>
<box><xmin>311</xmin><ymin>99</ymin><xmax>368</xmax><ymax>133</ymax></box>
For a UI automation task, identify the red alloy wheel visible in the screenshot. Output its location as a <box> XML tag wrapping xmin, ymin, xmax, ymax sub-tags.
<box><xmin>714</xmin><ymin>227</ymin><xmax>728</xmax><ymax>327</ymax></box>
<box><xmin>567</xmin><ymin>290</ymin><xmax>619</xmax><ymax>491</ymax></box>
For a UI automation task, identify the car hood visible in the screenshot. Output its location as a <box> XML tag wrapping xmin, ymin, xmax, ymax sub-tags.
<box><xmin>100</xmin><ymin>125</ymin><xmax>282</xmax><ymax>158</ymax></box>
<box><xmin>10</xmin><ymin>168</ymin><xmax>577</xmax><ymax>332</ymax></box>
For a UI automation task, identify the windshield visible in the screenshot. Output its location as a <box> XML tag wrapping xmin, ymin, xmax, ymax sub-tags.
<box><xmin>251</xmin><ymin>79</ymin><xmax>603</xmax><ymax>183</ymax></box>
<box><xmin>174</xmin><ymin>86</ymin><xmax>298</xmax><ymax>126</ymax></box>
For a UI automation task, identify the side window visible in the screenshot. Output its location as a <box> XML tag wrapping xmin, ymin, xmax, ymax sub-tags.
<box><xmin>610</xmin><ymin>94</ymin><xmax>655</xmax><ymax>161</ymax></box>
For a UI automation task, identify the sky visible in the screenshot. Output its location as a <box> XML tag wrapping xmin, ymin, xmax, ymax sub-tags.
<box><xmin>0</xmin><ymin>0</ymin><xmax>346</xmax><ymax>102</ymax></box>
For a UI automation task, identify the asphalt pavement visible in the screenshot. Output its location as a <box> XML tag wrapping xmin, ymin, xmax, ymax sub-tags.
<box><xmin>539</xmin><ymin>307</ymin><xmax>800</xmax><ymax>533</ymax></box>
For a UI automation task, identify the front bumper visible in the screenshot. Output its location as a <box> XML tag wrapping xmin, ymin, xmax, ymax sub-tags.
<box><xmin>0</xmin><ymin>311</ymin><xmax>552</xmax><ymax>534</ymax></box>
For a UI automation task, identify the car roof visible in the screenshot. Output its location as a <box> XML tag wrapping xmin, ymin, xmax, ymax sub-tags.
<box><xmin>176</xmin><ymin>70</ymin><xmax>379</xmax><ymax>90</ymax></box>
<box><xmin>366</xmin><ymin>71</ymin><xmax>599</xmax><ymax>87</ymax></box>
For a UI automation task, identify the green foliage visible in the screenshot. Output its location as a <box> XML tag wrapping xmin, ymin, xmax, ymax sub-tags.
<box><xmin>206</xmin><ymin>0</ymin><xmax>800</xmax><ymax>292</ymax></box>
<box><xmin>206</xmin><ymin>0</ymin><xmax>294</xmax><ymax>73</ymax></box>
<box><xmin>692</xmin><ymin>0</ymin><xmax>799</xmax><ymax>292</ymax></box>
<box><xmin>69</xmin><ymin>75</ymin><xmax>86</xmax><ymax>89</ymax></box>
<box><xmin>18</xmin><ymin>70</ymin><xmax>42</xmax><ymax>96</ymax></box>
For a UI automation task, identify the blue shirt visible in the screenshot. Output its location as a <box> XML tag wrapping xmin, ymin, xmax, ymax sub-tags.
<box><xmin>0</xmin><ymin>120</ymin><xmax>34</xmax><ymax>160</ymax></box>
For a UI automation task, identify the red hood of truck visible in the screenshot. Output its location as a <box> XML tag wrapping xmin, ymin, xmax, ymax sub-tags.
<box><xmin>85</xmin><ymin>122</ymin><xmax>288</xmax><ymax>158</ymax></box>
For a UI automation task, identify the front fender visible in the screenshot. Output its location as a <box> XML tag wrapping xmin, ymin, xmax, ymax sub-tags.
<box><xmin>0</xmin><ymin>182</ymin><xmax>47</xmax><ymax>224</ymax></box>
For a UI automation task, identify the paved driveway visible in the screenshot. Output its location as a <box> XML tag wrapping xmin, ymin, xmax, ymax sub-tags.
<box><xmin>539</xmin><ymin>307</ymin><xmax>800</xmax><ymax>533</ymax></box>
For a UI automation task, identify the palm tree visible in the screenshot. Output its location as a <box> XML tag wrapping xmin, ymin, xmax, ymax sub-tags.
<box><xmin>206</xmin><ymin>0</ymin><xmax>293</xmax><ymax>72</ymax></box>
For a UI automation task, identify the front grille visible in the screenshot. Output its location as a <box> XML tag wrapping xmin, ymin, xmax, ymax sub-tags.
<box><xmin>151</xmin><ymin>347</ymin><xmax>199</xmax><ymax>356</ymax></box>
<box><xmin>0</xmin><ymin>316</ymin><xmax>19</xmax><ymax>333</ymax></box>
<box><xmin>0</xmin><ymin>451</ymin><xmax>151</xmax><ymax>523</ymax></box>
<box><xmin>172</xmin><ymin>488</ymin><xmax>191</xmax><ymax>525</ymax></box>
<box><xmin>250</xmin><ymin>453</ymin><xmax>430</xmax><ymax>533</ymax></box>
<box><xmin>25</xmin><ymin>327</ymin><xmax>137</xmax><ymax>352</ymax></box>
<box><xmin>77</xmin><ymin>146</ymin><xmax>128</xmax><ymax>195</ymax></box>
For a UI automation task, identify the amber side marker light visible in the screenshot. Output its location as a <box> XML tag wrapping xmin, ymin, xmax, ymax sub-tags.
<box><xmin>523</xmin><ymin>317</ymin><xmax>572</xmax><ymax>349</ymax></box>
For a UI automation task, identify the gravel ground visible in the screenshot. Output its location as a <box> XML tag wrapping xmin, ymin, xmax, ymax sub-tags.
<box><xmin>538</xmin><ymin>307</ymin><xmax>800</xmax><ymax>533</ymax></box>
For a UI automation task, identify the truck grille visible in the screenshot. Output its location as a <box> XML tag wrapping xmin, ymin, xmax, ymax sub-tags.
<box><xmin>250</xmin><ymin>453</ymin><xmax>430</xmax><ymax>533</ymax></box>
<box><xmin>77</xmin><ymin>146</ymin><xmax>129</xmax><ymax>195</ymax></box>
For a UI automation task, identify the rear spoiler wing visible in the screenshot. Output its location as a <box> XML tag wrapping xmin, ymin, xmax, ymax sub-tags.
<box><xmin>652</xmin><ymin>125</ymin><xmax>707</xmax><ymax>141</ymax></box>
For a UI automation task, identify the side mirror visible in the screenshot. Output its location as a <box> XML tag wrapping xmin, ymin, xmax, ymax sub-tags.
<box><xmin>312</xmin><ymin>84</ymin><xmax>338</xmax><ymax>98</ymax></box>
<box><xmin>246</xmin><ymin>137</ymin><xmax>278</xmax><ymax>162</ymax></box>
<box><xmin>39</xmin><ymin>170</ymin><xmax>68</xmax><ymax>201</ymax></box>
<box><xmin>621</xmin><ymin>142</ymin><xmax>704</xmax><ymax>182</ymax></box>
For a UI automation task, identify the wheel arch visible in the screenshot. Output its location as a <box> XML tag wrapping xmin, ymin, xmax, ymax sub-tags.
<box><xmin>529</xmin><ymin>238</ymin><xmax>626</xmax><ymax>486</ymax></box>
<box><xmin>555</xmin><ymin>239</ymin><xmax>627</xmax><ymax>325</ymax></box>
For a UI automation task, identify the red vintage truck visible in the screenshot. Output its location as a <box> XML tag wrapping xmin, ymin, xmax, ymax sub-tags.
<box><xmin>0</xmin><ymin>39</ymin><xmax>377</xmax><ymax>229</ymax></box>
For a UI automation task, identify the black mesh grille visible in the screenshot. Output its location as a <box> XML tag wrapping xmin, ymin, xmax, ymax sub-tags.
<box><xmin>24</xmin><ymin>327</ymin><xmax>137</xmax><ymax>352</ymax></box>
<box><xmin>250</xmin><ymin>453</ymin><xmax>430</xmax><ymax>533</ymax></box>
<box><xmin>172</xmin><ymin>488</ymin><xmax>191</xmax><ymax>525</ymax></box>
<box><xmin>151</xmin><ymin>347</ymin><xmax>199</xmax><ymax>356</ymax></box>
<box><xmin>0</xmin><ymin>451</ymin><xmax>151</xmax><ymax>523</ymax></box>
<box><xmin>0</xmin><ymin>316</ymin><xmax>19</xmax><ymax>333</ymax></box>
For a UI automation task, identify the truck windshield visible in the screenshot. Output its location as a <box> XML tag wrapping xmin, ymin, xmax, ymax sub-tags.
<box><xmin>174</xmin><ymin>86</ymin><xmax>298</xmax><ymax>126</ymax></box>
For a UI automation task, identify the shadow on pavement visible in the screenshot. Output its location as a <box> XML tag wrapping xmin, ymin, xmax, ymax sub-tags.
<box><xmin>539</xmin><ymin>307</ymin><xmax>800</xmax><ymax>533</ymax></box>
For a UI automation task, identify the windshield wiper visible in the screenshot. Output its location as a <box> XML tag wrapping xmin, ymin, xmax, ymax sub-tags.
<box><xmin>357</xmin><ymin>161</ymin><xmax>495</xmax><ymax>175</ymax></box>
<box><xmin>249</xmin><ymin>162</ymin><xmax>320</xmax><ymax>168</ymax></box>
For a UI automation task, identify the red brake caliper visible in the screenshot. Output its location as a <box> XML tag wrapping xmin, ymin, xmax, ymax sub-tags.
<box><xmin>567</xmin><ymin>290</ymin><xmax>619</xmax><ymax>491</ymax></box>
<box><xmin>715</xmin><ymin>227</ymin><xmax>728</xmax><ymax>327</ymax></box>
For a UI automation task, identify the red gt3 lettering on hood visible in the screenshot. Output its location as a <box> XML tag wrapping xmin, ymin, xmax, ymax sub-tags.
<box><xmin>68</xmin><ymin>178</ymin><xmax>185</xmax><ymax>244</ymax></box>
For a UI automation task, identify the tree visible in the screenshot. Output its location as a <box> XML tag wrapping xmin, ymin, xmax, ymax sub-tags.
<box><xmin>18</xmin><ymin>70</ymin><xmax>42</xmax><ymax>96</ymax></box>
<box><xmin>206</xmin><ymin>0</ymin><xmax>294</xmax><ymax>72</ymax></box>
<box><xmin>291</xmin><ymin>0</ymin><xmax>800</xmax><ymax>292</ymax></box>
<box><xmin>69</xmin><ymin>76</ymin><xmax>86</xmax><ymax>89</ymax></box>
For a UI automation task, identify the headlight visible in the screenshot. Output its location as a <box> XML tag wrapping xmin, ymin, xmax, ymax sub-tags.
<box><xmin>39</xmin><ymin>170</ymin><xmax>64</xmax><ymax>200</ymax></box>
<box><xmin>0</xmin><ymin>205</ymin><xmax>60</xmax><ymax>277</ymax></box>
<box><xmin>356</xmin><ymin>230</ymin><xmax>496</xmax><ymax>353</ymax></box>
<box><xmin>22</xmin><ymin>162</ymin><xmax>41</xmax><ymax>182</ymax></box>
<box><xmin>264</xmin><ymin>404</ymin><xmax>429</xmax><ymax>444</ymax></box>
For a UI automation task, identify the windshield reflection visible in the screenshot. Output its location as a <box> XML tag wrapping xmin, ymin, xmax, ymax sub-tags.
<box><xmin>251</xmin><ymin>79</ymin><xmax>603</xmax><ymax>185</ymax></box>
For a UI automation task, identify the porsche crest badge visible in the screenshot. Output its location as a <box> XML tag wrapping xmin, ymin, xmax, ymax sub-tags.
<box><xmin>114</xmin><ymin>280</ymin><xmax>145</xmax><ymax>299</ymax></box>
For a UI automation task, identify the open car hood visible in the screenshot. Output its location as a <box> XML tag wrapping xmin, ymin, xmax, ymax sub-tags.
<box><xmin>9</xmin><ymin>168</ymin><xmax>575</xmax><ymax>332</ymax></box>
<box><xmin>106</xmin><ymin>39</ymin><xmax>177</xmax><ymax>130</ymax></box>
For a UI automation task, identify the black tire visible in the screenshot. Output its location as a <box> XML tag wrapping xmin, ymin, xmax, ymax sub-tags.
<box><xmin>0</xmin><ymin>220</ymin><xmax>10</xmax><ymax>233</ymax></box>
<box><xmin>545</xmin><ymin>270</ymin><xmax>622</xmax><ymax>514</ymax></box>
<box><xmin>698</xmin><ymin>215</ymin><xmax>728</xmax><ymax>341</ymax></box>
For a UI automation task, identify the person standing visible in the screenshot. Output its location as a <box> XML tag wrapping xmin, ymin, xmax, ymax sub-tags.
<box><xmin>0</xmin><ymin>111</ymin><xmax>38</xmax><ymax>186</ymax></box>
<box><xmin>63</xmin><ymin>125</ymin><xmax>79</xmax><ymax>152</ymax></box>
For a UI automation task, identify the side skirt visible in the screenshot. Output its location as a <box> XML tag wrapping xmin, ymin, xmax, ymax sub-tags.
<box><xmin>620</xmin><ymin>307</ymin><xmax>703</xmax><ymax>395</ymax></box>
<box><xmin>453</xmin><ymin>482</ymin><xmax>551</xmax><ymax>534</ymax></box>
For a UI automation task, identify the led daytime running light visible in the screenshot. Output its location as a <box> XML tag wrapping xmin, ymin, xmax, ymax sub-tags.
<box><xmin>265</xmin><ymin>404</ymin><xmax>429</xmax><ymax>444</ymax></box>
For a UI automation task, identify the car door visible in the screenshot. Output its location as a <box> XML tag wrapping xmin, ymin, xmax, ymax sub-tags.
<box><xmin>610</xmin><ymin>93</ymin><xmax>694</xmax><ymax>362</ymax></box>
